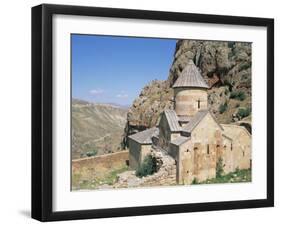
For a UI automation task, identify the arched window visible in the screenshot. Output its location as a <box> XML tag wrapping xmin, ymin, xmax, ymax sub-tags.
<box><xmin>207</xmin><ymin>144</ymin><xmax>210</xmax><ymax>154</ymax></box>
<box><xmin>186</xmin><ymin>149</ymin><xmax>189</xmax><ymax>152</ymax></box>
<box><xmin>197</xmin><ymin>99</ymin><xmax>201</xmax><ymax>109</ymax></box>
<box><xmin>231</xmin><ymin>143</ymin><xmax>233</xmax><ymax>151</ymax></box>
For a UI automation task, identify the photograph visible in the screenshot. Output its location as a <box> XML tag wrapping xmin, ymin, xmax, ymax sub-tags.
<box><xmin>71</xmin><ymin>35</ymin><xmax>252</xmax><ymax>190</ymax></box>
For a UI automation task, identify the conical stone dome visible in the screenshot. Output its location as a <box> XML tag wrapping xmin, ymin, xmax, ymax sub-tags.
<box><xmin>173</xmin><ymin>60</ymin><xmax>209</xmax><ymax>89</ymax></box>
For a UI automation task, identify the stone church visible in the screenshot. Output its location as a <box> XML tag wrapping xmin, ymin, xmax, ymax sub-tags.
<box><xmin>128</xmin><ymin>60</ymin><xmax>251</xmax><ymax>184</ymax></box>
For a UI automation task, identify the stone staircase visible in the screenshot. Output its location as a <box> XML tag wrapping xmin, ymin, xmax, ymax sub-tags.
<box><xmin>113</xmin><ymin>148</ymin><xmax>177</xmax><ymax>188</ymax></box>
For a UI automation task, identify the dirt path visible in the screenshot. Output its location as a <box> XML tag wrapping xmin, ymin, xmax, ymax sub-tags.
<box><xmin>92</xmin><ymin>133</ymin><xmax>110</xmax><ymax>143</ymax></box>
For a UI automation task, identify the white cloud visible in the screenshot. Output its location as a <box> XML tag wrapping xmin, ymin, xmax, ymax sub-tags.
<box><xmin>89</xmin><ymin>89</ymin><xmax>104</xmax><ymax>96</ymax></box>
<box><xmin>116</xmin><ymin>93</ymin><xmax>128</xmax><ymax>98</ymax></box>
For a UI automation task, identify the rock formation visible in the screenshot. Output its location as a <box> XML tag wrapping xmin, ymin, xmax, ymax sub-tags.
<box><xmin>122</xmin><ymin>40</ymin><xmax>252</xmax><ymax>148</ymax></box>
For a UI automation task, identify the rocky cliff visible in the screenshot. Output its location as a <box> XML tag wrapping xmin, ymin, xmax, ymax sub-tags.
<box><xmin>122</xmin><ymin>40</ymin><xmax>252</xmax><ymax>147</ymax></box>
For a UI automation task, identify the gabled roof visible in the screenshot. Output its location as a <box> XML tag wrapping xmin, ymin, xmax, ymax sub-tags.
<box><xmin>163</xmin><ymin>110</ymin><xmax>181</xmax><ymax>132</ymax></box>
<box><xmin>128</xmin><ymin>127</ymin><xmax>159</xmax><ymax>144</ymax></box>
<box><xmin>170</xmin><ymin>136</ymin><xmax>190</xmax><ymax>146</ymax></box>
<box><xmin>178</xmin><ymin>115</ymin><xmax>192</xmax><ymax>122</ymax></box>
<box><xmin>173</xmin><ymin>60</ymin><xmax>209</xmax><ymax>89</ymax></box>
<box><xmin>182</xmin><ymin>110</ymin><xmax>208</xmax><ymax>133</ymax></box>
<box><xmin>182</xmin><ymin>110</ymin><xmax>223</xmax><ymax>133</ymax></box>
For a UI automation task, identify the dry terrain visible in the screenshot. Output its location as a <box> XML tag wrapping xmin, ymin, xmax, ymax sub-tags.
<box><xmin>72</xmin><ymin>99</ymin><xmax>128</xmax><ymax>159</ymax></box>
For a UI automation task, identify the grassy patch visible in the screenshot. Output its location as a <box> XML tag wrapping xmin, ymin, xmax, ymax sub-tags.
<box><xmin>191</xmin><ymin>177</ymin><xmax>199</xmax><ymax>185</ymax></box>
<box><xmin>196</xmin><ymin>169</ymin><xmax>251</xmax><ymax>185</ymax></box>
<box><xmin>72</xmin><ymin>166</ymin><xmax>129</xmax><ymax>190</ymax></box>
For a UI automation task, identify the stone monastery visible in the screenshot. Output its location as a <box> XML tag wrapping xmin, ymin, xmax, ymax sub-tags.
<box><xmin>128</xmin><ymin>60</ymin><xmax>251</xmax><ymax>184</ymax></box>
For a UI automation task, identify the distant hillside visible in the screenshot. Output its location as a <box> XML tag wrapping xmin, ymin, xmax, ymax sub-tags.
<box><xmin>72</xmin><ymin>99</ymin><xmax>128</xmax><ymax>159</ymax></box>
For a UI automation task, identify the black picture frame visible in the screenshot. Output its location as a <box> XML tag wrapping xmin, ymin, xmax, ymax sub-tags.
<box><xmin>32</xmin><ymin>3</ymin><xmax>274</xmax><ymax>222</ymax></box>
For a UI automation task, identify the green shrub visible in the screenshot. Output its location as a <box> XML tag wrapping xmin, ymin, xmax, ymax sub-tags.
<box><xmin>228</xmin><ymin>42</ymin><xmax>235</xmax><ymax>49</ymax></box>
<box><xmin>224</xmin><ymin>79</ymin><xmax>233</xmax><ymax>92</ymax></box>
<box><xmin>86</xmin><ymin>149</ymin><xmax>98</xmax><ymax>157</ymax></box>
<box><xmin>219</xmin><ymin>102</ymin><xmax>228</xmax><ymax>114</ymax></box>
<box><xmin>230</xmin><ymin>91</ymin><xmax>246</xmax><ymax>101</ymax></box>
<box><xmin>192</xmin><ymin>177</ymin><xmax>199</xmax><ymax>185</ymax></box>
<box><xmin>237</xmin><ymin>108</ymin><xmax>251</xmax><ymax>119</ymax></box>
<box><xmin>239</xmin><ymin>62</ymin><xmax>251</xmax><ymax>71</ymax></box>
<box><xmin>216</xmin><ymin>157</ymin><xmax>224</xmax><ymax>178</ymax></box>
<box><xmin>136</xmin><ymin>155</ymin><xmax>157</xmax><ymax>177</ymax></box>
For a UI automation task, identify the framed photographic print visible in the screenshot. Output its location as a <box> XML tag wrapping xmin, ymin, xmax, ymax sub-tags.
<box><xmin>32</xmin><ymin>4</ymin><xmax>274</xmax><ymax>221</ymax></box>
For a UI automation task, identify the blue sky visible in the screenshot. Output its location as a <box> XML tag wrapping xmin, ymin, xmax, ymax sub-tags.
<box><xmin>72</xmin><ymin>34</ymin><xmax>177</xmax><ymax>106</ymax></box>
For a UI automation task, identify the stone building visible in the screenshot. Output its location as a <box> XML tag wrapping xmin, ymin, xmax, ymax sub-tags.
<box><xmin>128</xmin><ymin>60</ymin><xmax>251</xmax><ymax>184</ymax></box>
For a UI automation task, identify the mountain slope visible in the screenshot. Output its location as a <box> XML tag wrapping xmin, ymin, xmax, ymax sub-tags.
<box><xmin>72</xmin><ymin>99</ymin><xmax>128</xmax><ymax>159</ymax></box>
<box><xmin>122</xmin><ymin>40</ymin><xmax>252</xmax><ymax>147</ymax></box>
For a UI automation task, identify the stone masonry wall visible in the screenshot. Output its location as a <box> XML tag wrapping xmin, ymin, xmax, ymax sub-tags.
<box><xmin>72</xmin><ymin>150</ymin><xmax>129</xmax><ymax>179</ymax></box>
<box><xmin>128</xmin><ymin>139</ymin><xmax>142</xmax><ymax>169</ymax></box>
<box><xmin>177</xmin><ymin>113</ymin><xmax>222</xmax><ymax>183</ymax></box>
<box><xmin>174</xmin><ymin>87</ymin><xmax>208</xmax><ymax>117</ymax></box>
